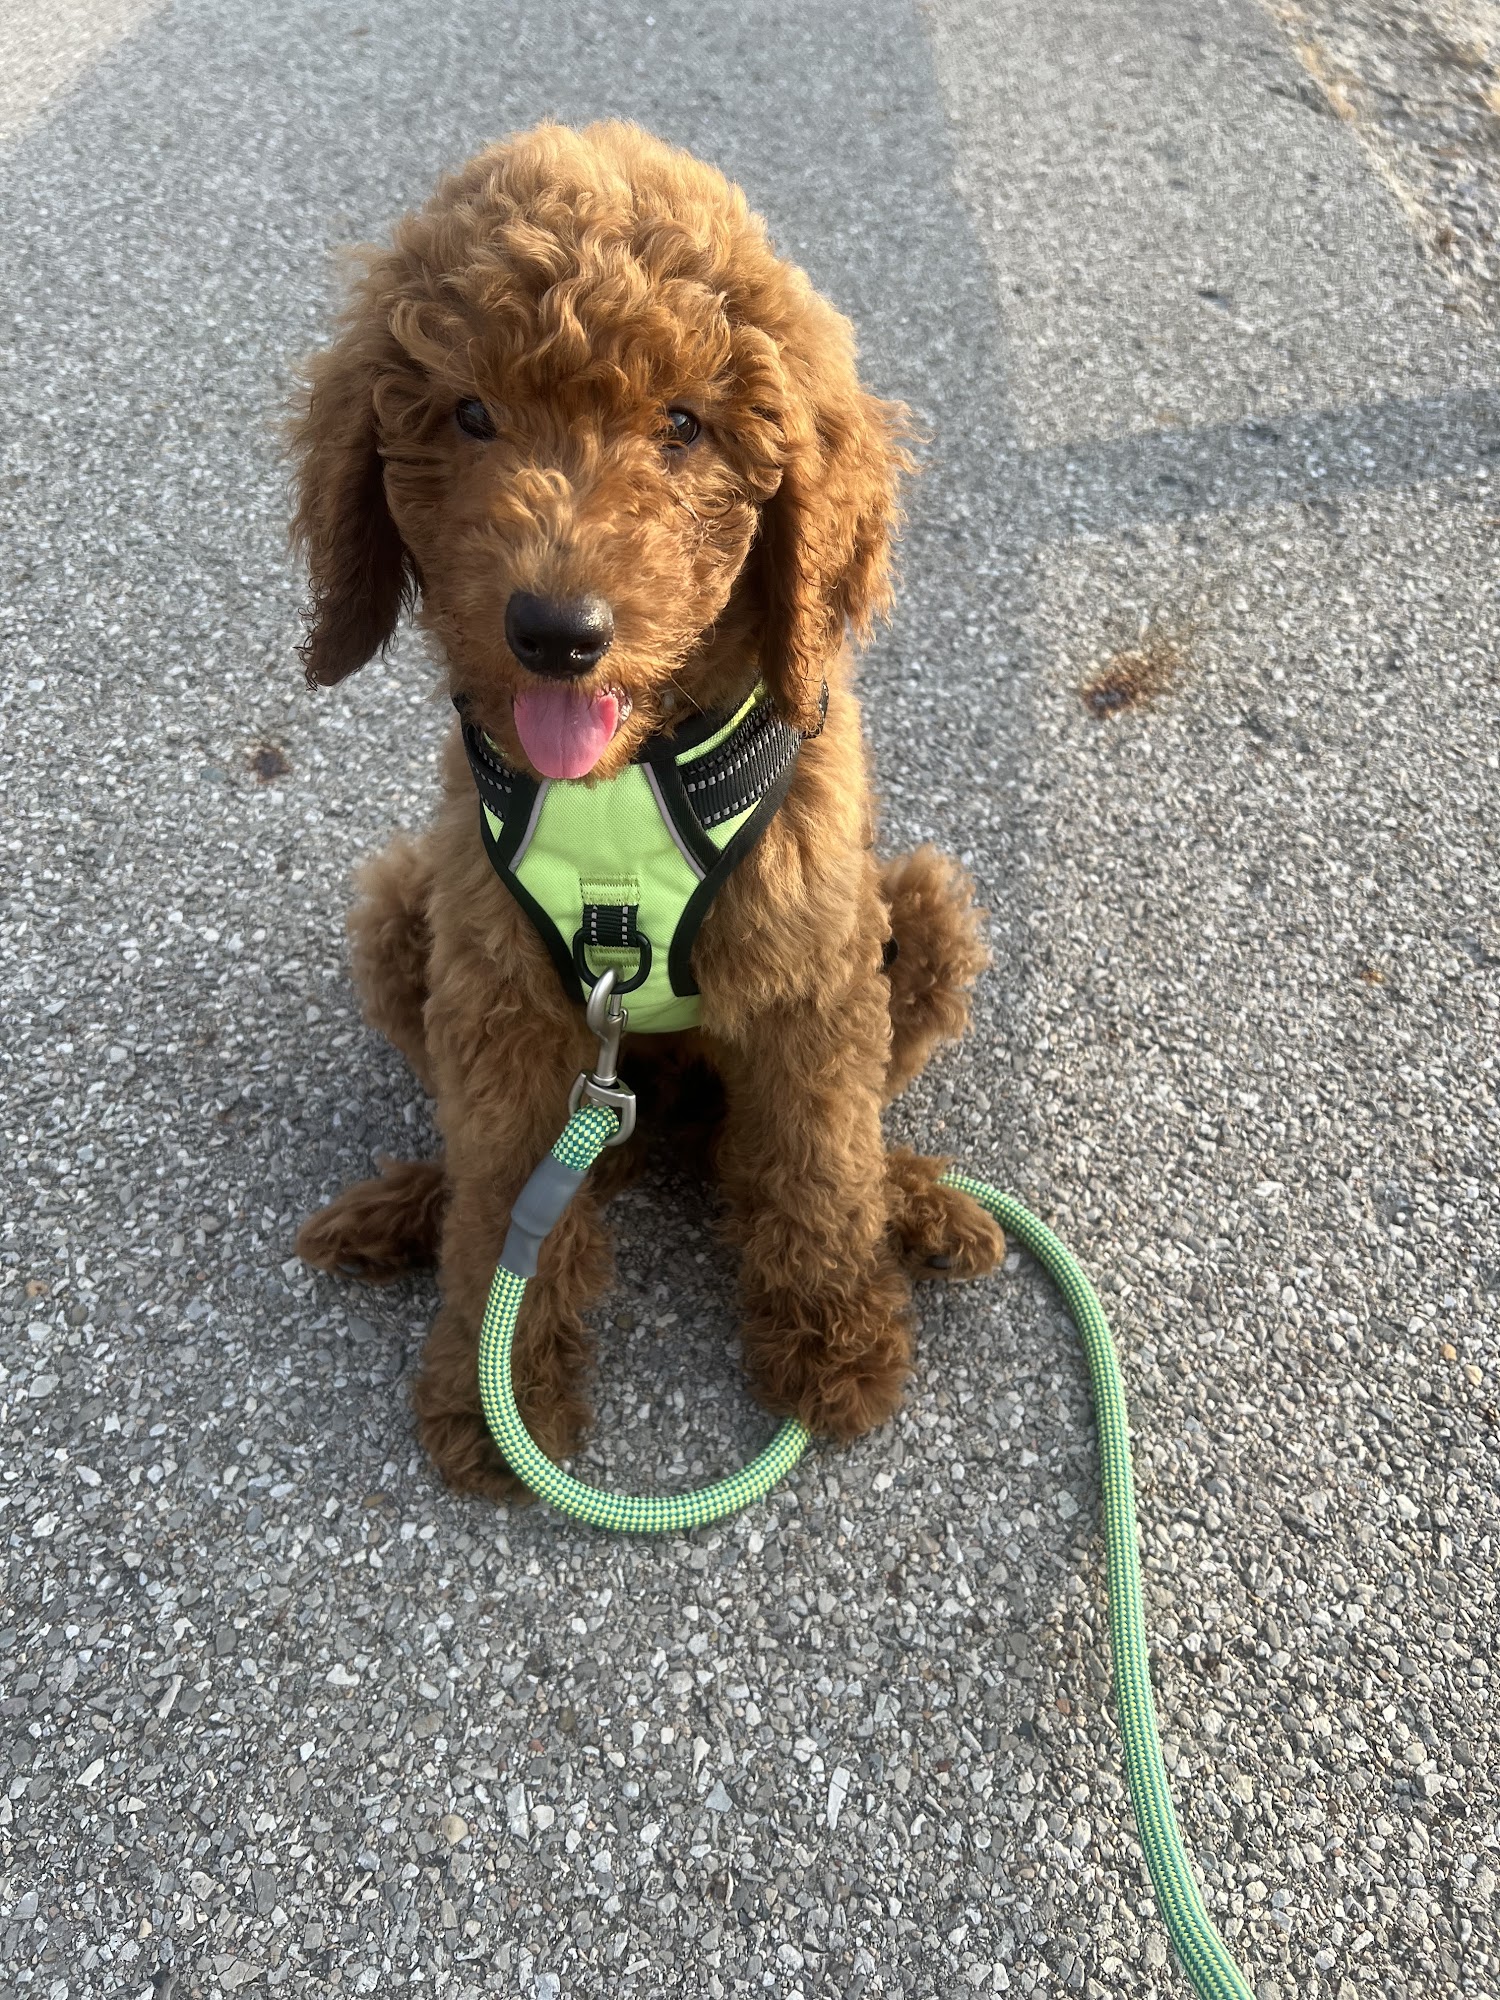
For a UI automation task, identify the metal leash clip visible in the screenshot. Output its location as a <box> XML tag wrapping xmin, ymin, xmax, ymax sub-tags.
<box><xmin>568</xmin><ymin>966</ymin><xmax>636</xmax><ymax>1146</ymax></box>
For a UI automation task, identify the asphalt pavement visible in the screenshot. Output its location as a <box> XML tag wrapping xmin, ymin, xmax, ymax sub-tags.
<box><xmin>1</xmin><ymin>2</ymin><xmax>1496</xmax><ymax>1997</ymax></box>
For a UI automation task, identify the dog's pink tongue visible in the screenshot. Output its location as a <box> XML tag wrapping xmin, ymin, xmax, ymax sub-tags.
<box><xmin>512</xmin><ymin>683</ymin><xmax>621</xmax><ymax>780</ymax></box>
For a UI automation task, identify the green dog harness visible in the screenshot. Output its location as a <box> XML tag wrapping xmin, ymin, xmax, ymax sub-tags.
<box><xmin>460</xmin><ymin>680</ymin><xmax>823</xmax><ymax>1032</ymax></box>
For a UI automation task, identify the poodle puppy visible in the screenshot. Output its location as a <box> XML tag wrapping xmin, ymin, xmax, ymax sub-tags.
<box><xmin>292</xmin><ymin>122</ymin><xmax>1003</xmax><ymax>1500</ymax></box>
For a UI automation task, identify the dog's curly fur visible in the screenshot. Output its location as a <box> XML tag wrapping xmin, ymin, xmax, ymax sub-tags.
<box><xmin>291</xmin><ymin>123</ymin><xmax>1003</xmax><ymax>1500</ymax></box>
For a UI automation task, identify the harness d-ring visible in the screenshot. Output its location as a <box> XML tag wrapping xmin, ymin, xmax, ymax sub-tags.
<box><xmin>572</xmin><ymin>928</ymin><xmax>653</xmax><ymax>999</ymax></box>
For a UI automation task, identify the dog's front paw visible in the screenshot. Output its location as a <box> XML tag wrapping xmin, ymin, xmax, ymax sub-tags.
<box><xmin>885</xmin><ymin>1147</ymin><xmax>1005</xmax><ymax>1280</ymax></box>
<box><xmin>416</xmin><ymin>1405</ymin><xmax>534</xmax><ymax>1505</ymax></box>
<box><xmin>743</xmin><ymin>1268</ymin><xmax>913</xmax><ymax>1442</ymax></box>
<box><xmin>412</xmin><ymin>1302</ymin><xmax>593</xmax><ymax>1505</ymax></box>
<box><xmin>792</xmin><ymin>1350</ymin><xmax>909</xmax><ymax>1442</ymax></box>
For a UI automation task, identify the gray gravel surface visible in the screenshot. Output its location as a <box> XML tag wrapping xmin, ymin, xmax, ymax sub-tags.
<box><xmin>1</xmin><ymin>1</ymin><xmax>1497</xmax><ymax>1996</ymax></box>
<box><xmin>0</xmin><ymin>1</ymin><xmax>163</xmax><ymax>151</ymax></box>
<box><xmin>1263</xmin><ymin>0</ymin><xmax>1500</xmax><ymax>321</ymax></box>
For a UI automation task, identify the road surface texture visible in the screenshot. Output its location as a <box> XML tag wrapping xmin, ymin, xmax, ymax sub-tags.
<box><xmin>1</xmin><ymin>1</ymin><xmax>1496</xmax><ymax>1996</ymax></box>
<box><xmin>1264</xmin><ymin>0</ymin><xmax>1500</xmax><ymax>313</ymax></box>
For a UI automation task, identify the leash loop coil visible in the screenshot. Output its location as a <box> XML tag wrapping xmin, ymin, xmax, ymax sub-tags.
<box><xmin>479</xmin><ymin>1100</ymin><xmax>811</xmax><ymax>1532</ymax></box>
<box><xmin>478</xmin><ymin>1101</ymin><xmax>1255</xmax><ymax>2000</ymax></box>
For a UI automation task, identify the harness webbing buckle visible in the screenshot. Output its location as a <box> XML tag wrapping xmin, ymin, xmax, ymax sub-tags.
<box><xmin>568</xmin><ymin>966</ymin><xmax>636</xmax><ymax>1146</ymax></box>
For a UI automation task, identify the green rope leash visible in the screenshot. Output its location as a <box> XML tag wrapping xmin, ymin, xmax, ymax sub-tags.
<box><xmin>477</xmin><ymin>1103</ymin><xmax>1255</xmax><ymax>2000</ymax></box>
<box><xmin>477</xmin><ymin>1103</ymin><xmax>812</xmax><ymax>1534</ymax></box>
<box><xmin>941</xmin><ymin>1168</ymin><xmax>1254</xmax><ymax>2000</ymax></box>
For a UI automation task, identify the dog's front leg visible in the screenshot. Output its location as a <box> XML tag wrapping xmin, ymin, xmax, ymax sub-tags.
<box><xmin>712</xmin><ymin>966</ymin><xmax>915</xmax><ymax>1442</ymax></box>
<box><xmin>412</xmin><ymin>1003</ymin><xmax>614</xmax><ymax>1502</ymax></box>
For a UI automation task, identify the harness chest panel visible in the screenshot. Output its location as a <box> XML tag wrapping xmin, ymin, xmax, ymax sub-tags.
<box><xmin>461</xmin><ymin>681</ymin><xmax>818</xmax><ymax>1033</ymax></box>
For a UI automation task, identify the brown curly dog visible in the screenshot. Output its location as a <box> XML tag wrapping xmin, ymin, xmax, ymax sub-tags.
<box><xmin>292</xmin><ymin>122</ymin><xmax>1003</xmax><ymax>1501</ymax></box>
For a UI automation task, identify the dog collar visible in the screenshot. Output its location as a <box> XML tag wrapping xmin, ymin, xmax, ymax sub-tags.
<box><xmin>459</xmin><ymin>679</ymin><xmax>825</xmax><ymax>1033</ymax></box>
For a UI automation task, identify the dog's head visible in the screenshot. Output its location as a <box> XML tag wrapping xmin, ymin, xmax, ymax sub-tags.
<box><xmin>292</xmin><ymin>122</ymin><xmax>911</xmax><ymax>779</ymax></box>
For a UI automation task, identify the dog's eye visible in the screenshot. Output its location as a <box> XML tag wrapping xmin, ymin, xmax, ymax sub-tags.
<box><xmin>454</xmin><ymin>397</ymin><xmax>496</xmax><ymax>441</ymax></box>
<box><xmin>661</xmin><ymin>407</ymin><xmax>701</xmax><ymax>449</ymax></box>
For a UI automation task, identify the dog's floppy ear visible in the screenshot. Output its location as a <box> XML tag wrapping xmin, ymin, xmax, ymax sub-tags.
<box><xmin>755</xmin><ymin>299</ymin><xmax>913</xmax><ymax>733</ymax></box>
<box><xmin>291</xmin><ymin>305</ymin><xmax>416</xmax><ymax>688</ymax></box>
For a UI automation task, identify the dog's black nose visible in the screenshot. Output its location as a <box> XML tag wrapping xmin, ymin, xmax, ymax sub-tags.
<box><xmin>504</xmin><ymin>592</ymin><xmax>615</xmax><ymax>677</ymax></box>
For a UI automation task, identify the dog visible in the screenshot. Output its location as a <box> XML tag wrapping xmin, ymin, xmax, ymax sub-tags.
<box><xmin>291</xmin><ymin>122</ymin><xmax>1004</xmax><ymax>1500</ymax></box>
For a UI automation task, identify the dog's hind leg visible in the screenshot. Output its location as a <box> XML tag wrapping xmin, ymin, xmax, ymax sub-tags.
<box><xmin>296</xmin><ymin>1156</ymin><xmax>447</xmax><ymax>1281</ymax></box>
<box><xmin>879</xmin><ymin>846</ymin><xmax>988</xmax><ymax>1100</ymax></box>
<box><xmin>296</xmin><ymin>834</ymin><xmax>441</xmax><ymax>1279</ymax></box>
<box><xmin>349</xmin><ymin>831</ymin><xmax>436</xmax><ymax>1092</ymax></box>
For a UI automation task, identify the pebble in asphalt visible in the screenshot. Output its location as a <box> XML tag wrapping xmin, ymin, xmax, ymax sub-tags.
<box><xmin>1</xmin><ymin>0</ymin><xmax>1497</xmax><ymax>1996</ymax></box>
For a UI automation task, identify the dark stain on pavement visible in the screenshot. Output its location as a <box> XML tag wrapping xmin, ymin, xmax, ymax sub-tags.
<box><xmin>249</xmin><ymin>742</ymin><xmax>291</xmax><ymax>782</ymax></box>
<box><xmin>1080</xmin><ymin>627</ymin><xmax>1189</xmax><ymax>718</ymax></box>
